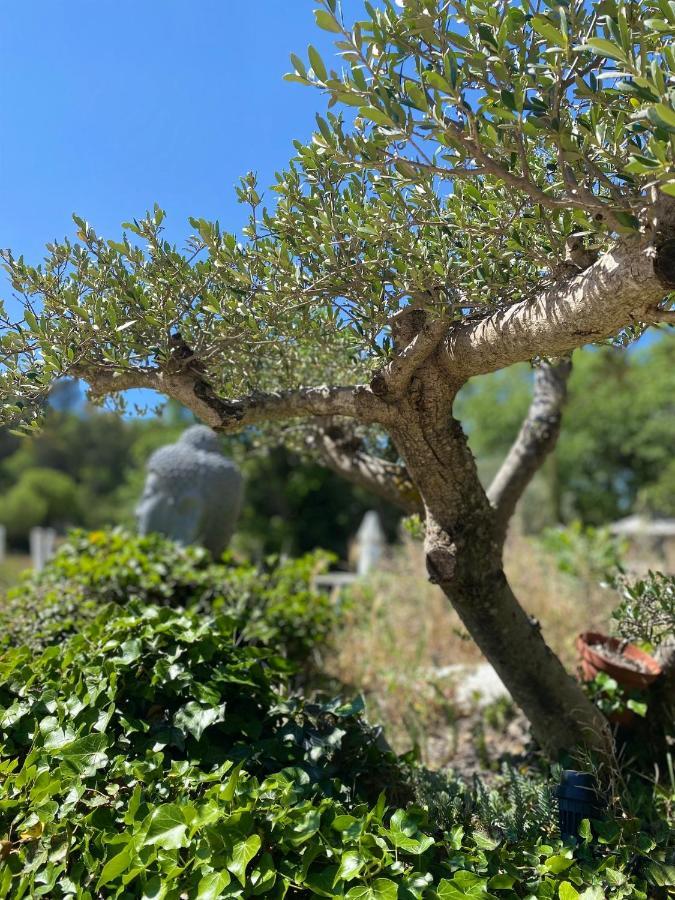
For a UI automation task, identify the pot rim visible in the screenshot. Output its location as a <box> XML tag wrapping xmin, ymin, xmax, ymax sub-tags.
<box><xmin>576</xmin><ymin>631</ymin><xmax>662</xmax><ymax>685</ymax></box>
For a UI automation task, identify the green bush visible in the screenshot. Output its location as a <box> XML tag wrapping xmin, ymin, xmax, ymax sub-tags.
<box><xmin>539</xmin><ymin>521</ymin><xmax>626</xmax><ymax>581</ymax></box>
<box><xmin>0</xmin><ymin>529</ymin><xmax>338</xmax><ymax>666</ymax></box>
<box><xmin>0</xmin><ymin>531</ymin><xmax>671</xmax><ymax>897</ymax></box>
<box><xmin>0</xmin><ymin>468</ymin><xmax>80</xmax><ymax>540</ymax></box>
<box><xmin>0</xmin><ymin>598</ymin><xmax>672</xmax><ymax>899</ymax></box>
<box><xmin>610</xmin><ymin>571</ymin><xmax>675</xmax><ymax>651</ymax></box>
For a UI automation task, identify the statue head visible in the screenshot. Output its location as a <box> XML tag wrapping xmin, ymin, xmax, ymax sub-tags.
<box><xmin>178</xmin><ymin>424</ymin><xmax>223</xmax><ymax>453</ymax></box>
<box><xmin>136</xmin><ymin>426</ymin><xmax>244</xmax><ymax>557</ymax></box>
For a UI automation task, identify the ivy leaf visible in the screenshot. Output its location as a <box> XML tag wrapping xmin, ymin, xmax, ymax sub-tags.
<box><xmin>346</xmin><ymin>879</ymin><xmax>399</xmax><ymax>900</ymax></box>
<box><xmin>335</xmin><ymin>850</ymin><xmax>366</xmax><ymax>883</ymax></box>
<box><xmin>488</xmin><ymin>874</ymin><xmax>515</xmax><ymax>889</ymax></box>
<box><xmin>546</xmin><ymin>854</ymin><xmax>574</xmax><ymax>874</ymax></box>
<box><xmin>42</xmin><ymin>719</ymin><xmax>76</xmax><ymax>750</ymax></box>
<box><xmin>437</xmin><ymin>871</ymin><xmax>495</xmax><ymax>898</ymax></box>
<box><xmin>174</xmin><ymin>702</ymin><xmax>226</xmax><ymax>741</ymax></box>
<box><xmin>579</xmin><ymin>888</ymin><xmax>604</xmax><ymax>900</ymax></box>
<box><xmin>578</xmin><ymin>818</ymin><xmax>593</xmax><ymax>841</ymax></box>
<box><xmin>227</xmin><ymin>834</ymin><xmax>262</xmax><ymax>886</ymax></box>
<box><xmin>57</xmin><ymin>733</ymin><xmax>109</xmax><ymax>776</ymax></box>
<box><xmin>96</xmin><ymin>845</ymin><xmax>134</xmax><ymax>891</ymax></box>
<box><xmin>144</xmin><ymin>804</ymin><xmax>188</xmax><ymax>850</ymax></box>
<box><xmin>196</xmin><ymin>870</ymin><xmax>231</xmax><ymax>899</ymax></box>
<box><xmin>559</xmin><ymin>883</ymin><xmax>580</xmax><ymax>900</ymax></box>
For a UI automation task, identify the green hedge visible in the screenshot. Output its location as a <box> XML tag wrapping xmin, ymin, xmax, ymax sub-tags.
<box><xmin>0</xmin><ymin>531</ymin><xmax>671</xmax><ymax>897</ymax></box>
<box><xmin>0</xmin><ymin>529</ymin><xmax>338</xmax><ymax>666</ymax></box>
<box><xmin>0</xmin><ymin>600</ymin><xmax>672</xmax><ymax>898</ymax></box>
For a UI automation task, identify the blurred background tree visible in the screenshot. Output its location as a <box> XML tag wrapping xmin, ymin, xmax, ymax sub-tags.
<box><xmin>456</xmin><ymin>339</ymin><xmax>675</xmax><ymax>531</ymax></box>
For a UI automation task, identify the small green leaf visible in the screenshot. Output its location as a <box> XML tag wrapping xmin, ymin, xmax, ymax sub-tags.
<box><xmin>57</xmin><ymin>733</ymin><xmax>109</xmax><ymax>776</ymax></box>
<box><xmin>308</xmin><ymin>45</ymin><xmax>327</xmax><ymax>81</ymax></box>
<box><xmin>579</xmin><ymin>38</ymin><xmax>627</xmax><ymax>61</ymax></box>
<box><xmin>96</xmin><ymin>846</ymin><xmax>133</xmax><ymax>890</ymax></box>
<box><xmin>346</xmin><ymin>879</ymin><xmax>399</xmax><ymax>900</ymax></box>
<box><xmin>227</xmin><ymin>834</ymin><xmax>261</xmax><ymax>886</ymax></box>
<box><xmin>626</xmin><ymin>699</ymin><xmax>647</xmax><ymax>716</ymax></box>
<box><xmin>335</xmin><ymin>850</ymin><xmax>365</xmax><ymax>883</ymax></box>
<box><xmin>314</xmin><ymin>9</ymin><xmax>342</xmax><ymax>33</ymax></box>
<box><xmin>424</xmin><ymin>70</ymin><xmax>455</xmax><ymax>94</ymax></box>
<box><xmin>578</xmin><ymin>818</ymin><xmax>592</xmax><ymax>841</ymax></box>
<box><xmin>358</xmin><ymin>106</ymin><xmax>395</xmax><ymax>127</ymax></box>
<box><xmin>437</xmin><ymin>870</ymin><xmax>493</xmax><ymax>898</ymax></box>
<box><xmin>546</xmin><ymin>854</ymin><xmax>574</xmax><ymax>874</ymax></box>
<box><xmin>559</xmin><ymin>883</ymin><xmax>580</xmax><ymax>900</ymax></box>
<box><xmin>174</xmin><ymin>702</ymin><xmax>226</xmax><ymax>741</ymax></box>
<box><xmin>144</xmin><ymin>804</ymin><xmax>188</xmax><ymax>850</ymax></box>
<box><xmin>612</xmin><ymin>210</ymin><xmax>641</xmax><ymax>231</ymax></box>
<box><xmin>648</xmin><ymin>102</ymin><xmax>675</xmax><ymax>130</ymax></box>
<box><xmin>196</xmin><ymin>870</ymin><xmax>231</xmax><ymax>900</ymax></box>
<box><xmin>289</xmin><ymin>53</ymin><xmax>307</xmax><ymax>77</ymax></box>
<box><xmin>532</xmin><ymin>15</ymin><xmax>566</xmax><ymax>47</ymax></box>
<box><xmin>488</xmin><ymin>874</ymin><xmax>516</xmax><ymax>889</ymax></box>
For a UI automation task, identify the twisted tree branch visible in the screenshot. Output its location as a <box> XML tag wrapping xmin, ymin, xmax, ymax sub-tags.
<box><xmin>75</xmin><ymin>364</ymin><xmax>390</xmax><ymax>432</ymax></box>
<box><xmin>488</xmin><ymin>358</ymin><xmax>572</xmax><ymax>540</ymax></box>
<box><xmin>442</xmin><ymin>235</ymin><xmax>674</xmax><ymax>379</ymax></box>
<box><xmin>309</xmin><ymin>425</ymin><xmax>423</xmax><ymax>514</ymax></box>
<box><xmin>371</xmin><ymin>307</ymin><xmax>450</xmax><ymax>401</ymax></box>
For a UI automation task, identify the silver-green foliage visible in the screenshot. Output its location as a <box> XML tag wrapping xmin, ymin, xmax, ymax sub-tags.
<box><xmin>2</xmin><ymin>0</ymin><xmax>675</xmax><ymax>424</ymax></box>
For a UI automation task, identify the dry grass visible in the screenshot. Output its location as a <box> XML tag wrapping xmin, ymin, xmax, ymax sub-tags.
<box><xmin>504</xmin><ymin>532</ymin><xmax>615</xmax><ymax>667</ymax></box>
<box><xmin>322</xmin><ymin>532</ymin><xmax>618</xmax><ymax>766</ymax></box>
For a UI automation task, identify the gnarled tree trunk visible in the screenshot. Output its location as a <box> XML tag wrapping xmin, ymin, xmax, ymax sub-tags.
<box><xmin>389</xmin><ymin>360</ymin><xmax>611</xmax><ymax>758</ymax></box>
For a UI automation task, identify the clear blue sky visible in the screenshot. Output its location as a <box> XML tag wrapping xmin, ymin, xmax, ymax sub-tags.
<box><xmin>0</xmin><ymin>1</ymin><xmax>364</xmax><ymax>318</ymax></box>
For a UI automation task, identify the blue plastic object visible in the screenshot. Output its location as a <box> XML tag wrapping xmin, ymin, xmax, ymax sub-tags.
<box><xmin>555</xmin><ymin>770</ymin><xmax>602</xmax><ymax>841</ymax></box>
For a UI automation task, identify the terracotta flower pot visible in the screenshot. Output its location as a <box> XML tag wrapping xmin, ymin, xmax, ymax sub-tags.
<box><xmin>576</xmin><ymin>631</ymin><xmax>662</xmax><ymax>690</ymax></box>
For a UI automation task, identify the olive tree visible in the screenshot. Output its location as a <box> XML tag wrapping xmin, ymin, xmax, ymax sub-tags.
<box><xmin>2</xmin><ymin>0</ymin><xmax>675</xmax><ymax>756</ymax></box>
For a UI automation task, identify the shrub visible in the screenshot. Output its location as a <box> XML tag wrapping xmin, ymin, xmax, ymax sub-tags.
<box><xmin>0</xmin><ymin>468</ymin><xmax>80</xmax><ymax>540</ymax></box>
<box><xmin>610</xmin><ymin>571</ymin><xmax>675</xmax><ymax>651</ymax></box>
<box><xmin>0</xmin><ymin>529</ymin><xmax>338</xmax><ymax>666</ymax></box>
<box><xmin>539</xmin><ymin>521</ymin><xmax>626</xmax><ymax>581</ymax></box>
<box><xmin>0</xmin><ymin>599</ymin><xmax>672</xmax><ymax>899</ymax></box>
<box><xmin>0</xmin><ymin>600</ymin><xmax>413</xmax><ymax>897</ymax></box>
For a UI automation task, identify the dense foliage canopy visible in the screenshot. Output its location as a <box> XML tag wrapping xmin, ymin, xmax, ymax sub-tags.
<box><xmin>2</xmin><ymin>0</ymin><xmax>675</xmax><ymax>421</ymax></box>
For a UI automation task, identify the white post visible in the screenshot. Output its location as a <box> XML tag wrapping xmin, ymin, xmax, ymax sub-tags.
<box><xmin>42</xmin><ymin>528</ymin><xmax>57</xmax><ymax>566</ymax></box>
<box><xmin>30</xmin><ymin>527</ymin><xmax>44</xmax><ymax>571</ymax></box>
<box><xmin>355</xmin><ymin>511</ymin><xmax>386</xmax><ymax>576</ymax></box>
<box><xmin>30</xmin><ymin>527</ymin><xmax>56</xmax><ymax>572</ymax></box>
